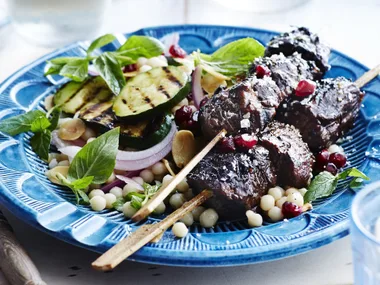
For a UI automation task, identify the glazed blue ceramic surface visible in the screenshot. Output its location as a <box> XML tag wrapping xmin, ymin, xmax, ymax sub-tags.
<box><xmin>0</xmin><ymin>25</ymin><xmax>379</xmax><ymax>267</ymax></box>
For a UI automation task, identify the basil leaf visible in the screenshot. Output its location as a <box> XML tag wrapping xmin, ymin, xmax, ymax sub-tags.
<box><xmin>0</xmin><ymin>110</ymin><xmax>46</xmax><ymax>136</ymax></box>
<box><xmin>304</xmin><ymin>171</ymin><xmax>338</xmax><ymax>203</ymax></box>
<box><xmin>196</xmin><ymin>38</ymin><xmax>265</xmax><ymax>77</ymax></box>
<box><xmin>45</xmin><ymin>63</ymin><xmax>65</xmax><ymax>76</ymax></box>
<box><xmin>113</xmin><ymin>197</ymin><xmax>126</xmax><ymax>212</ymax></box>
<box><xmin>338</xmin><ymin>167</ymin><xmax>370</xmax><ymax>180</ymax></box>
<box><xmin>48</xmin><ymin>108</ymin><xmax>61</xmax><ymax>131</ymax></box>
<box><xmin>130</xmin><ymin>195</ymin><xmax>143</xmax><ymax>210</ymax></box>
<box><xmin>350</xmin><ymin>178</ymin><xmax>365</xmax><ymax>189</ymax></box>
<box><xmin>71</xmin><ymin>176</ymin><xmax>94</xmax><ymax>190</ymax></box>
<box><xmin>67</xmin><ymin>127</ymin><xmax>120</xmax><ymax>184</ymax></box>
<box><xmin>30</xmin><ymin>116</ymin><xmax>51</xmax><ymax>132</ymax></box>
<box><xmin>87</xmin><ymin>34</ymin><xmax>116</xmax><ymax>56</ymax></box>
<box><xmin>50</xmin><ymin>57</ymin><xmax>84</xmax><ymax>65</ymax></box>
<box><xmin>111</xmin><ymin>53</ymin><xmax>135</xmax><ymax>67</ymax></box>
<box><xmin>117</xmin><ymin>35</ymin><xmax>164</xmax><ymax>59</ymax></box>
<box><xmin>30</xmin><ymin>130</ymin><xmax>51</xmax><ymax>161</ymax></box>
<box><xmin>59</xmin><ymin>58</ymin><xmax>89</xmax><ymax>82</ymax></box>
<box><xmin>93</xmin><ymin>52</ymin><xmax>126</xmax><ymax>94</ymax></box>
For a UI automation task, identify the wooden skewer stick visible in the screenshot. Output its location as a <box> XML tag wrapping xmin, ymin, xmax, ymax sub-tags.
<box><xmin>132</xmin><ymin>129</ymin><xmax>226</xmax><ymax>222</ymax></box>
<box><xmin>355</xmin><ymin>63</ymin><xmax>380</xmax><ymax>88</ymax></box>
<box><xmin>92</xmin><ymin>190</ymin><xmax>213</xmax><ymax>271</ymax></box>
<box><xmin>0</xmin><ymin>210</ymin><xmax>46</xmax><ymax>285</ymax></box>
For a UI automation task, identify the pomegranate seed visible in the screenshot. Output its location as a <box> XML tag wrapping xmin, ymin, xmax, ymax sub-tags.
<box><xmin>329</xmin><ymin>152</ymin><xmax>347</xmax><ymax>169</ymax></box>
<box><xmin>255</xmin><ymin>65</ymin><xmax>271</xmax><ymax>78</ymax></box>
<box><xmin>282</xmin><ymin>202</ymin><xmax>302</xmax><ymax>218</ymax></box>
<box><xmin>218</xmin><ymin>137</ymin><xmax>236</xmax><ymax>153</ymax></box>
<box><xmin>123</xmin><ymin>64</ymin><xmax>137</xmax><ymax>72</ymax></box>
<box><xmin>295</xmin><ymin>79</ymin><xmax>316</xmax><ymax>97</ymax></box>
<box><xmin>199</xmin><ymin>97</ymin><xmax>209</xmax><ymax>108</ymax></box>
<box><xmin>175</xmin><ymin>106</ymin><xmax>193</xmax><ymax>125</ymax></box>
<box><xmin>169</xmin><ymin>44</ymin><xmax>186</xmax><ymax>58</ymax></box>
<box><xmin>315</xmin><ymin>149</ymin><xmax>330</xmax><ymax>167</ymax></box>
<box><xmin>325</xmin><ymin>163</ymin><xmax>338</xmax><ymax>175</ymax></box>
<box><xmin>234</xmin><ymin>134</ymin><xmax>257</xmax><ymax>150</ymax></box>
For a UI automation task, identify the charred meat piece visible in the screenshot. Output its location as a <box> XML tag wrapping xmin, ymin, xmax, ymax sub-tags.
<box><xmin>265</xmin><ymin>27</ymin><xmax>330</xmax><ymax>73</ymax></box>
<box><xmin>188</xmin><ymin>145</ymin><xmax>276</xmax><ymax>219</ymax></box>
<box><xmin>260</xmin><ymin>121</ymin><xmax>314</xmax><ymax>188</ymax></box>
<box><xmin>199</xmin><ymin>76</ymin><xmax>282</xmax><ymax>140</ymax></box>
<box><xmin>276</xmin><ymin>77</ymin><xmax>364</xmax><ymax>152</ymax></box>
<box><xmin>250</xmin><ymin>53</ymin><xmax>323</xmax><ymax>97</ymax></box>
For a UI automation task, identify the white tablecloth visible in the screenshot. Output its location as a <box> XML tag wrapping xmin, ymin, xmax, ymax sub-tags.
<box><xmin>1</xmin><ymin>0</ymin><xmax>378</xmax><ymax>284</ymax></box>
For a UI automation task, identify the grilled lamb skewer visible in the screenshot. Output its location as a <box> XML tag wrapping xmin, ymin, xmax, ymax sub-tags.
<box><xmin>276</xmin><ymin>77</ymin><xmax>364</xmax><ymax>152</ymax></box>
<box><xmin>265</xmin><ymin>27</ymin><xmax>331</xmax><ymax>73</ymax></box>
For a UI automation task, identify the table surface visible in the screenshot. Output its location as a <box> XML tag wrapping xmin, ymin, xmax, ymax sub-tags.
<box><xmin>0</xmin><ymin>0</ymin><xmax>379</xmax><ymax>284</ymax></box>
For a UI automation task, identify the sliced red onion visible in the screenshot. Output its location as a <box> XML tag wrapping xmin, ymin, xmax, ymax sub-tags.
<box><xmin>192</xmin><ymin>66</ymin><xmax>204</xmax><ymax>109</ymax></box>
<box><xmin>88</xmin><ymin>64</ymin><xmax>99</xmax><ymax>76</ymax></box>
<box><xmin>115</xmin><ymin>122</ymin><xmax>177</xmax><ymax>171</ymax></box>
<box><xmin>116</xmin><ymin>175</ymin><xmax>144</xmax><ymax>191</ymax></box>
<box><xmin>162</xmin><ymin>33</ymin><xmax>180</xmax><ymax>56</ymax></box>
<box><xmin>58</xmin><ymin>146</ymin><xmax>81</xmax><ymax>162</ymax></box>
<box><xmin>101</xmin><ymin>170</ymin><xmax>141</xmax><ymax>192</ymax></box>
<box><xmin>51</xmin><ymin>130</ymin><xmax>85</xmax><ymax>149</ymax></box>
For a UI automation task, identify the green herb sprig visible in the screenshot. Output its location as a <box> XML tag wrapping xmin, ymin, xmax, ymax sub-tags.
<box><xmin>45</xmin><ymin>34</ymin><xmax>165</xmax><ymax>94</ymax></box>
<box><xmin>57</xmin><ymin>127</ymin><xmax>120</xmax><ymax>204</ymax></box>
<box><xmin>113</xmin><ymin>182</ymin><xmax>161</xmax><ymax>211</ymax></box>
<box><xmin>0</xmin><ymin>108</ymin><xmax>61</xmax><ymax>160</ymax></box>
<box><xmin>304</xmin><ymin>168</ymin><xmax>370</xmax><ymax>203</ymax></box>
<box><xmin>192</xmin><ymin>37</ymin><xmax>265</xmax><ymax>79</ymax></box>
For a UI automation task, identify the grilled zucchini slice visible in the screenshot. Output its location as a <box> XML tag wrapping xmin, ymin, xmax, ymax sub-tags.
<box><xmin>113</xmin><ymin>66</ymin><xmax>190</xmax><ymax>120</ymax></box>
<box><xmin>54</xmin><ymin>77</ymin><xmax>114</xmax><ymax>114</ymax></box>
<box><xmin>80</xmin><ymin>103</ymin><xmax>172</xmax><ymax>150</ymax></box>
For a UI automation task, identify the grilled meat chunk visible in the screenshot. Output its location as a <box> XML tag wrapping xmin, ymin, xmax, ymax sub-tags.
<box><xmin>199</xmin><ymin>76</ymin><xmax>282</xmax><ymax>140</ymax></box>
<box><xmin>276</xmin><ymin>77</ymin><xmax>364</xmax><ymax>152</ymax></box>
<box><xmin>265</xmin><ymin>27</ymin><xmax>330</xmax><ymax>73</ymax></box>
<box><xmin>250</xmin><ymin>53</ymin><xmax>323</xmax><ymax>97</ymax></box>
<box><xmin>261</xmin><ymin>121</ymin><xmax>314</xmax><ymax>188</ymax></box>
<box><xmin>188</xmin><ymin>145</ymin><xmax>276</xmax><ymax>219</ymax></box>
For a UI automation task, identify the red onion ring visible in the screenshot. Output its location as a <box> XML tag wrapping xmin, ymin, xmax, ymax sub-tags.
<box><xmin>101</xmin><ymin>170</ymin><xmax>141</xmax><ymax>192</ymax></box>
<box><xmin>162</xmin><ymin>33</ymin><xmax>180</xmax><ymax>56</ymax></box>
<box><xmin>58</xmin><ymin>122</ymin><xmax>177</xmax><ymax>171</ymax></box>
<box><xmin>115</xmin><ymin>175</ymin><xmax>144</xmax><ymax>191</ymax></box>
<box><xmin>192</xmin><ymin>66</ymin><xmax>204</xmax><ymax>109</ymax></box>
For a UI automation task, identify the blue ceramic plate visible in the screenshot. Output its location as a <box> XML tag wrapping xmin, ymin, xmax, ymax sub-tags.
<box><xmin>0</xmin><ymin>25</ymin><xmax>379</xmax><ymax>267</ymax></box>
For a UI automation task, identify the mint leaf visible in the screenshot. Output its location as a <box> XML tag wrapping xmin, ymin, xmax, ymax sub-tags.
<box><xmin>143</xmin><ymin>182</ymin><xmax>161</xmax><ymax>197</ymax></box>
<box><xmin>67</xmin><ymin>127</ymin><xmax>120</xmax><ymax>184</ymax></box>
<box><xmin>130</xmin><ymin>195</ymin><xmax>144</xmax><ymax>210</ymax></box>
<box><xmin>31</xmin><ymin>116</ymin><xmax>51</xmax><ymax>132</ymax></box>
<box><xmin>350</xmin><ymin>178</ymin><xmax>365</xmax><ymax>189</ymax></box>
<box><xmin>194</xmin><ymin>38</ymin><xmax>265</xmax><ymax>77</ymax></box>
<box><xmin>30</xmin><ymin>130</ymin><xmax>51</xmax><ymax>161</ymax></box>
<box><xmin>126</xmin><ymin>192</ymin><xmax>145</xmax><ymax>201</ymax></box>
<box><xmin>93</xmin><ymin>52</ymin><xmax>126</xmax><ymax>94</ymax></box>
<box><xmin>304</xmin><ymin>171</ymin><xmax>338</xmax><ymax>203</ymax></box>
<box><xmin>0</xmin><ymin>110</ymin><xmax>46</xmax><ymax>136</ymax></box>
<box><xmin>338</xmin><ymin>168</ymin><xmax>370</xmax><ymax>181</ymax></box>
<box><xmin>59</xmin><ymin>58</ymin><xmax>89</xmax><ymax>82</ymax></box>
<box><xmin>113</xmin><ymin>197</ymin><xmax>126</xmax><ymax>212</ymax></box>
<box><xmin>48</xmin><ymin>108</ymin><xmax>61</xmax><ymax>131</ymax></box>
<box><xmin>71</xmin><ymin>176</ymin><xmax>94</xmax><ymax>190</ymax></box>
<box><xmin>118</xmin><ymin>35</ymin><xmax>164</xmax><ymax>59</ymax></box>
<box><xmin>111</xmin><ymin>53</ymin><xmax>134</xmax><ymax>67</ymax></box>
<box><xmin>87</xmin><ymin>34</ymin><xmax>116</xmax><ymax>56</ymax></box>
<box><xmin>45</xmin><ymin>63</ymin><xmax>65</xmax><ymax>76</ymax></box>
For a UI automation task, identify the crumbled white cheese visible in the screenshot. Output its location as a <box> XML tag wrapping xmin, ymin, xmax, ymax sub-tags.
<box><xmin>240</xmin><ymin>119</ymin><xmax>250</xmax><ymax>129</ymax></box>
<box><xmin>243</xmin><ymin>113</ymin><xmax>251</xmax><ymax>119</ymax></box>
